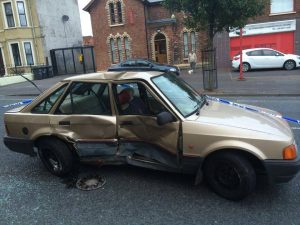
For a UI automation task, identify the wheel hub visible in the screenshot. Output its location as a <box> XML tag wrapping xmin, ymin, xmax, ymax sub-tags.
<box><xmin>76</xmin><ymin>175</ymin><xmax>106</xmax><ymax>191</ymax></box>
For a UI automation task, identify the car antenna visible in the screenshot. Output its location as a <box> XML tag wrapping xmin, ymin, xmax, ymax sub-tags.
<box><xmin>21</xmin><ymin>74</ymin><xmax>42</xmax><ymax>93</ymax></box>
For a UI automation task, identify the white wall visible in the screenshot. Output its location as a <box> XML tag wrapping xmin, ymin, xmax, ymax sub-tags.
<box><xmin>35</xmin><ymin>0</ymin><xmax>83</xmax><ymax>63</ymax></box>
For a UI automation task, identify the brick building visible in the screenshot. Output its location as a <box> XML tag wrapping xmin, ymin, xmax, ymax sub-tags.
<box><xmin>217</xmin><ymin>0</ymin><xmax>300</xmax><ymax>63</ymax></box>
<box><xmin>84</xmin><ymin>0</ymin><xmax>207</xmax><ymax>70</ymax></box>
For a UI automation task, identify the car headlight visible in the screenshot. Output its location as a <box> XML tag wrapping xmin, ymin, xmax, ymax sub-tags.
<box><xmin>169</xmin><ymin>68</ymin><xmax>177</xmax><ymax>72</ymax></box>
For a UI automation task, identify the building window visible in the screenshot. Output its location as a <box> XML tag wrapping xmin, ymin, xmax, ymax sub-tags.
<box><xmin>270</xmin><ymin>0</ymin><xmax>294</xmax><ymax>14</ymax></box>
<box><xmin>11</xmin><ymin>43</ymin><xmax>22</xmax><ymax>66</ymax></box>
<box><xmin>107</xmin><ymin>0</ymin><xmax>124</xmax><ymax>26</ymax></box>
<box><xmin>4</xmin><ymin>2</ymin><xmax>15</xmax><ymax>27</ymax></box>
<box><xmin>109</xmin><ymin>2</ymin><xmax>115</xmax><ymax>24</ymax></box>
<box><xmin>110</xmin><ymin>38</ymin><xmax>116</xmax><ymax>63</ymax></box>
<box><xmin>17</xmin><ymin>1</ymin><xmax>27</xmax><ymax>26</ymax></box>
<box><xmin>117</xmin><ymin>37</ymin><xmax>123</xmax><ymax>62</ymax></box>
<box><xmin>24</xmin><ymin>42</ymin><xmax>34</xmax><ymax>65</ymax></box>
<box><xmin>117</xmin><ymin>1</ymin><xmax>123</xmax><ymax>23</ymax></box>
<box><xmin>183</xmin><ymin>32</ymin><xmax>188</xmax><ymax>58</ymax></box>
<box><xmin>191</xmin><ymin>32</ymin><xmax>196</xmax><ymax>52</ymax></box>
<box><xmin>124</xmin><ymin>37</ymin><xmax>130</xmax><ymax>59</ymax></box>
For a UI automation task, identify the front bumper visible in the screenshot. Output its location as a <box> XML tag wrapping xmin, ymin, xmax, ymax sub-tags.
<box><xmin>4</xmin><ymin>136</ymin><xmax>36</xmax><ymax>156</ymax></box>
<box><xmin>263</xmin><ymin>157</ymin><xmax>300</xmax><ymax>183</ymax></box>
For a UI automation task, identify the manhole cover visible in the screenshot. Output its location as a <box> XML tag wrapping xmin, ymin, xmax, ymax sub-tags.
<box><xmin>76</xmin><ymin>175</ymin><xmax>106</xmax><ymax>191</ymax></box>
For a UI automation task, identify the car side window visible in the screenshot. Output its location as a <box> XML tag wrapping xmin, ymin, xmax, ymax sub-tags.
<box><xmin>136</xmin><ymin>60</ymin><xmax>150</xmax><ymax>67</ymax></box>
<box><xmin>263</xmin><ymin>50</ymin><xmax>277</xmax><ymax>56</ymax></box>
<box><xmin>247</xmin><ymin>50</ymin><xmax>263</xmax><ymax>56</ymax></box>
<box><xmin>114</xmin><ymin>82</ymin><xmax>166</xmax><ymax>116</ymax></box>
<box><xmin>122</xmin><ymin>60</ymin><xmax>136</xmax><ymax>67</ymax></box>
<box><xmin>56</xmin><ymin>82</ymin><xmax>112</xmax><ymax>115</ymax></box>
<box><xmin>31</xmin><ymin>84</ymin><xmax>67</xmax><ymax>114</ymax></box>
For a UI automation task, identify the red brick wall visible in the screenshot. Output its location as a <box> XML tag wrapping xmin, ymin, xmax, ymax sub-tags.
<box><xmin>83</xmin><ymin>36</ymin><xmax>94</xmax><ymax>46</ymax></box>
<box><xmin>90</xmin><ymin>0</ymin><xmax>148</xmax><ymax>70</ymax></box>
<box><xmin>88</xmin><ymin>0</ymin><xmax>208</xmax><ymax>70</ymax></box>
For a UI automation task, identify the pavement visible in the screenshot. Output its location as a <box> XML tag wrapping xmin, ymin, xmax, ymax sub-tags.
<box><xmin>0</xmin><ymin>67</ymin><xmax>299</xmax><ymax>96</ymax></box>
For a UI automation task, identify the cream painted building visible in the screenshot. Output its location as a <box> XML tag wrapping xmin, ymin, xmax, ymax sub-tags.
<box><xmin>0</xmin><ymin>0</ymin><xmax>83</xmax><ymax>77</ymax></box>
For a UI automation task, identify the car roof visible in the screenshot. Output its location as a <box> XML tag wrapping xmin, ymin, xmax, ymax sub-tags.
<box><xmin>63</xmin><ymin>71</ymin><xmax>163</xmax><ymax>82</ymax></box>
<box><xmin>243</xmin><ymin>48</ymin><xmax>276</xmax><ymax>52</ymax></box>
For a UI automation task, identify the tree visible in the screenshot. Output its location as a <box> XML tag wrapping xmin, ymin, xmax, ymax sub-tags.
<box><xmin>163</xmin><ymin>0</ymin><xmax>268</xmax><ymax>48</ymax></box>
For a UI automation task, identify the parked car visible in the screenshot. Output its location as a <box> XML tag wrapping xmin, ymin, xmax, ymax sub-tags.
<box><xmin>3</xmin><ymin>71</ymin><xmax>299</xmax><ymax>200</ymax></box>
<box><xmin>107</xmin><ymin>58</ymin><xmax>180</xmax><ymax>75</ymax></box>
<box><xmin>232</xmin><ymin>48</ymin><xmax>300</xmax><ymax>72</ymax></box>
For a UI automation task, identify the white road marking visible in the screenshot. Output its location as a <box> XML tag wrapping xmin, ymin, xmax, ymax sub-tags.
<box><xmin>292</xmin><ymin>127</ymin><xmax>300</xmax><ymax>130</ymax></box>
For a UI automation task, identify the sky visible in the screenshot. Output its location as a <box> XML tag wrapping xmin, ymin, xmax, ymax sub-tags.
<box><xmin>78</xmin><ymin>0</ymin><xmax>93</xmax><ymax>36</ymax></box>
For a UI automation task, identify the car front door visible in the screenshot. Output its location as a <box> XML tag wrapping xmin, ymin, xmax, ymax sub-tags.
<box><xmin>49</xmin><ymin>81</ymin><xmax>118</xmax><ymax>158</ymax></box>
<box><xmin>113</xmin><ymin>81</ymin><xmax>181</xmax><ymax>170</ymax></box>
<box><xmin>262</xmin><ymin>49</ymin><xmax>285</xmax><ymax>68</ymax></box>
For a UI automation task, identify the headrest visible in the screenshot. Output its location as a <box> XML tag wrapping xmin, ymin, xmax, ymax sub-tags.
<box><xmin>118</xmin><ymin>90</ymin><xmax>131</xmax><ymax>105</ymax></box>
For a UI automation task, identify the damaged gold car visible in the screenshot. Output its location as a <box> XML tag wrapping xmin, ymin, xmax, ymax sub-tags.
<box><xmin>3</xmin><ymin>72</ymin><xmax>300</xmax><ymax>200</ymax></box>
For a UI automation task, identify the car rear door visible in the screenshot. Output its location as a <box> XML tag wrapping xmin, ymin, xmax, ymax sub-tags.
<box><xmin>112</xmin><ymin>81</ymin><xmax>181</xmax><ymax>170</ymax></box>
<box><xmin>49</xmin><ymin>81</ymin><xmax>118</xmax><ymax>158</ymax></box>
<box><xmin>246</xmin><ymin>50</ymin><xmax>264</xmax><ymax>68</ymax></box>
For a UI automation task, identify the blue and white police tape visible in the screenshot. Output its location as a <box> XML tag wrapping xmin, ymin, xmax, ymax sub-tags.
<box><xmin>2</xmin><ymin>99</ymin><xmax>33</xmax><ymax>108</ymax></box>
<box><xmin>207</xmin><ymin>96</ymin><xmax>300</xmax><ymax>125</ymax></box>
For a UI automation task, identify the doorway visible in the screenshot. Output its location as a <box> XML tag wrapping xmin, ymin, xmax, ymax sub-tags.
<box><xmin>154</xmin><ymin>33</ymin><xmax>168</xmax><ymax>64</ymax></box>
<box><xmin>0</xmin><ymin>48</ymin><xmax>5</xmax><ymax>77</ymax></box>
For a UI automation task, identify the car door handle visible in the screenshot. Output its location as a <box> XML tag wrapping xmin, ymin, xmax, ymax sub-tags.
<box><xmin>120</xmin><ymin>121</ymin><xmax>134</xmax><ymax>126</ymax></box>
<box><xmin>59</xmin><ymin>121</ymin><xmax>70</xmax><ymax>126</ymax></box>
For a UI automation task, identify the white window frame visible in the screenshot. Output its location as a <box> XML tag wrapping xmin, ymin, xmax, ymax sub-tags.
<box><xmin>2</xmin><ymin>1</ymin><xmax>16</xmax><ymax>28</ymax></box>
<box><xmin>270</xmin><ymin>0</ymin><xmax>294</xmax><ymax>15</ymax></box>
<box><xmin>0</xmin><ymin>44</ymin><xmax>8</xmax><ymax>76</ymax></box>
<box><xmin>8</xmin><ymin>41</ymin><xmax>23</xmax><ymax>67</ymax></box>
<box><xmin>22</xmin><ymin>40</ymin><xmax>35</xmax><ymax>66</ymax></box>
<box><xmin>16</xmin><ymin>0</ymin><xmax>29</xmax><ymax>27</ymax></box>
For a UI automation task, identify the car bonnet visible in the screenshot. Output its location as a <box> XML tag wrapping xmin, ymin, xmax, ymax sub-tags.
<box><xmin>189</xmin><ymin>100</ymin><xmax>293</xmax><ymax>138</ymax></box>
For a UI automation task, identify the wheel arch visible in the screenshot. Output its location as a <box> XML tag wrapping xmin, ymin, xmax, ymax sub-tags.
<box><xmin>202</xmin><ymin>148</ymin><xmax>266</xmax><ymax>173</ymax></box>
<box><xmin>34</xmin><ymin>134</ymin><xmax>79</xmax><ymax>158</ymax></box>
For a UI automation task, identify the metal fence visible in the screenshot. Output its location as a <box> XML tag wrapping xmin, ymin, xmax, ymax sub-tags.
<box><xmin>50</xmin><ymin>46</ymin><xmax>96</xmax><ymax>76</ymax></box>
<box><xmin>202</xmin><ymin>48</ymin><xmax>218</xmax><ymax>90</ymax></box>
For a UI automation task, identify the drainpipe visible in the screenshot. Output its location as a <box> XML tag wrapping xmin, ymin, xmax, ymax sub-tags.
<box><xmin>28</xmin><ymin>0</ymin><xmax>41</xmax><ymax>65</ymax></box>
<box><xmin>143</xmin><ymin>2</ymin><xmax>150</xmax><ymax>59</ymax></box>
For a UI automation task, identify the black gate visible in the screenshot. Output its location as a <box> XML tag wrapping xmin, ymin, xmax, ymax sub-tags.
<box><xmin>202</xmin><ymin>48</ymin><xmax>218</xmax><ymax>91</ymax></box>
<box><xmin>50</xmin><ymin>46</ymin><xmax>96</xmax><ymax>76</ymax></box>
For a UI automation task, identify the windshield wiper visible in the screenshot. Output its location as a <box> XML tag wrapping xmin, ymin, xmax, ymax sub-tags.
<box><xmin>196</xmin><ymin>95</ymin><xmax>209</xmax><ymax>116</ymax></box>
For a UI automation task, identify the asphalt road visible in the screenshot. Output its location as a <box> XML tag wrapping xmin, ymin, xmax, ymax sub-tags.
<box><xmin>0</xmin><ymin>96</ymin><xmax>300</xmax><ymax>225</ymax></box>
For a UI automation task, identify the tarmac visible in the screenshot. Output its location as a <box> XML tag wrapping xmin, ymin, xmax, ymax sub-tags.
<box><xmin>0</xmin><ymin>68</ymin><xmax>299</xmax><ymax>96</ymax></box>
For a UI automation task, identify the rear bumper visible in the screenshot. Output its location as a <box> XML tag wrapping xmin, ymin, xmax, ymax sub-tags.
<box><xmin>4</xmin><ymin>136</ymin><xmax>36</xmax><ymax>156</ymax></box>
<box><xmin>263</xmin><ymin>158</ymin><xmax>300</xmax><ymax>183</ymax></box>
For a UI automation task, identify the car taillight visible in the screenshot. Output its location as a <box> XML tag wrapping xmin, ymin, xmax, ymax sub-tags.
<box><xmin>233</xmin><ymin>56</ymin><xmax>240</xmax><ymax>61</ymax></box>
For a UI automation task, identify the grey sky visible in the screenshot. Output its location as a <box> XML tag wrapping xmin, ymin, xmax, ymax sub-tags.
<box><xmin>78</xmin><ymin>0</ymin><xmax>93</xmax><ymax>36</ymax></box>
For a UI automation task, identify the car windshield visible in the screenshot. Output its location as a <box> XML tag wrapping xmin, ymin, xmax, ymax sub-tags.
<box><xmin>151</xmin><ymin>74</ymin><xmax>202</xmax><ymax>117</ymax></box>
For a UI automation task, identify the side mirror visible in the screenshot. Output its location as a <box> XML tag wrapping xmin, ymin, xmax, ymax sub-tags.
<box><xmin>157</xmin><ymin>111</ymin><xmax>174</xmax><ymax>126</ymax></box>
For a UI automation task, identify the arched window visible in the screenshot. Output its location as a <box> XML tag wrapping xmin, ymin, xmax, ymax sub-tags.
<box><xmin>117</xmin><ymin>37</ymin><xmax>123</xmax><ymax>62</ymax></box>
<box><xmin>109</xmin><ymin>3</ymin><xmax>115</xmax><ymax>24</ymax></box>
<box><xmin>110</xmin><ymin>38</ymin><xmax>116</xmax><ymax>63</ymax></box>
<box><xmin>124</xmin><ymin>37</ymin><xmax>130</xmax><ymax>59</ymax></box>
<box><xmin>117</xmin><ymin>1</ymin><xmax>123</xmax><ymax>23</ymax></box>
<box><xmin>191</xmin><ymin>31</ymin><xmax>196</xmax><ymax>52</ymax></box>
<box><xmin>183</xmin><ymin>32</ymin><xmax>188</xmax><ymax>58</ymax></box>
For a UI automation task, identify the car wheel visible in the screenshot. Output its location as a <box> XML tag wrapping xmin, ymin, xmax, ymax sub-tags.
<box><xmin>242</xmin><ymin>63</ymin><xmax>250</xmax><ymax>72</ymax></box>
<box><xmin>284</xmin><ymin>60</ymin><xmax>296</xmax><ymax>70</ymax></box>
<box><xmin>204</xmin><ymin>152</ymin><xmax>256</xmax><ymax>201</ymax></box>
<box><xmin>38</xmin><ymin>138</ymin><xmax>75</xmax><ymax>177</ymax></box>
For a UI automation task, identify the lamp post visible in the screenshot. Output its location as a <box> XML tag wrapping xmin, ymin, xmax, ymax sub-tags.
<box><xmin>238</xmin><ymin>28</ymin><xmax>245</xmax><ymax>81</ymax></box>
